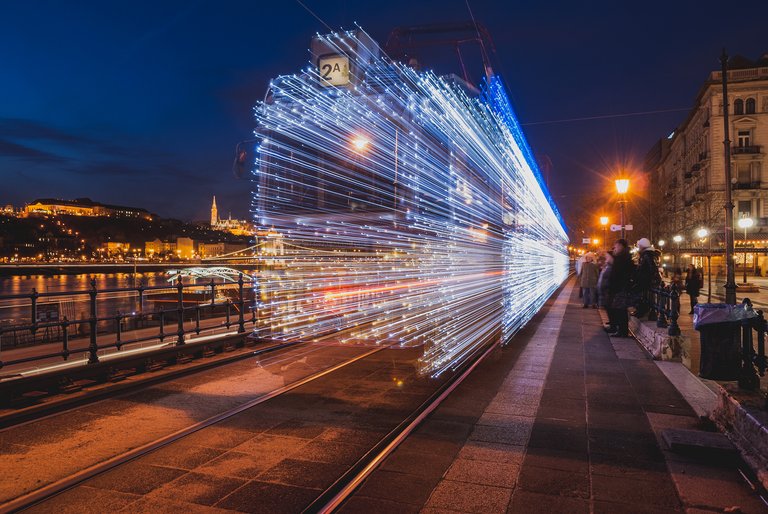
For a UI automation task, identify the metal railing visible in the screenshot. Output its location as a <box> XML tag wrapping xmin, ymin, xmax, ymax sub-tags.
<box><xmin>648</xmin><ymin>284</ymin><xmax>681</xmax><ymax>336</ymax></box>
<box><xmin>737</xmin><ymin>299</ymin><xmax>768</xmax><ymax>391</ymax></box>
<box><xmin>0</xmin><ymin>274</ymin><xmax>257</xmax><ymax>371</ymax></box>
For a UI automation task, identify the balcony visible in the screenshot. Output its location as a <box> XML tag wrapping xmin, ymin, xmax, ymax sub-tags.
<box><xmin>698</xmin><ymin>151</ymin><xmax>708</xmax><ymax>161</ymax></box>
<box><xmin>733</xmin><ymin>145</ymin><xmax>761</xmax><ymax>155</ymax></box>
<box><xmin>733</xmin><ymin>181</ymin><xmax>761</xmax><ymax>190</ymax></box>
<box><xmin>683</xmin><ymin>171</ymin><xmax>693</xmax><ymax>182</ymax></box>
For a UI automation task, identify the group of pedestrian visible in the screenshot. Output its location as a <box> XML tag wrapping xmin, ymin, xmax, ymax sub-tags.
<box><xmin>576</xmin><ymin>237</ymin><xmax>664</xmax><ymax>338</ymax></box>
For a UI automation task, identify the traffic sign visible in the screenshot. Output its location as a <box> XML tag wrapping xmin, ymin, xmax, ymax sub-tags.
<box><xmin>582</xmin><ymin>238</ymin><xmax>591</xmax><ymax>244</ymax></box>
<box><xmin>610</xmin><ymin>224</ymin><xmax>633</xmax><ymax>232</ymax></box>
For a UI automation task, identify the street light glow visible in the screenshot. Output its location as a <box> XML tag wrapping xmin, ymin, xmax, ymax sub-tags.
<box><xmin>615</xmin><ymin>179</ymin><xmax>630</xmax><ymax>194</ymax></box>
<box><xmin>351</xmin><ymin>135</ymin><xmax>371</xmax><ymax>151</ymax></box>
<box><xmin>599</xmin><ymin>216</ymin><xmax>609</xmax><ymax>226</ymax></box>
<box><xmin>697</xmin><ymin>228</ymin><xmax>709</xmax><ymax>239</ymax></box>
<box><xmin>658</xmin><ymin>239</ymin><xmax>665</xmax><ymax>247</ymax></box>
<box><xmin>673</xmin><ymin>235</ymin><xmax>682</xmax><ymax>243</ymax></box>
<box><xmin>737</xmin><ymin>217</ymin><xmax>754</xmax><ymax>229</ymax></box>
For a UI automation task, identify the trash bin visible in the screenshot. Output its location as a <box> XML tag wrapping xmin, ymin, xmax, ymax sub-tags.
<box><xmin>693</xmin><ymin>303</ymin><xmax>755</xmax><ymax>380</ymax></box>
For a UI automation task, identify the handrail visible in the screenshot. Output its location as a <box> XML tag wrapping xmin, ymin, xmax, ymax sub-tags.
<box><xmin>0</xmin><ymin>274</ymin><xmax>257</xmax><ymax>370</ymax></box>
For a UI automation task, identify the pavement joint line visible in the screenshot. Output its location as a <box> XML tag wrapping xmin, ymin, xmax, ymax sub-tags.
<box><xmin>0</xmin><ymin>344</ymin><xmax>388</xmax><ymax>513</ymax></box>
<box><xmin>423</xmin><ymin>281</ymin><xmax>572</xmax><ymax>511</ymax></box>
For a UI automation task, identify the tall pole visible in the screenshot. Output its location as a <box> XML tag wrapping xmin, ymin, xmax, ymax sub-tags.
<box><xmin>620</xmin><ymin>200</ymin><xmax>626</xmax><ymax>240</ymax></box>
<box><xmin>743</xmin><ymin>225</ymin><xmax>748</xmax><ymax>284</ymax></box>
<box><xmin>603</xmin><ymin>226</ymin><xmax>607</xmax><ymax>251</ymax></box>
<box><xmin>721</xmin><ymin>49</ymin><xmax>737</xmax><ymax>305</ymax></box>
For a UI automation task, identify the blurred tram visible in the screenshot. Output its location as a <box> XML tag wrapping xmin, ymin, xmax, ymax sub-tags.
<box><xmin>251</xmin><ymin>29</ymin><xmax>568</xmax><ymax>375</ymax></box>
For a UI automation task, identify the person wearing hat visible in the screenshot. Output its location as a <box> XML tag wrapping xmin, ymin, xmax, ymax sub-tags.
<box><xmin>634</xmin><ymin>237</ymin><xmax>662</xmax><ymax>318</ymax></box>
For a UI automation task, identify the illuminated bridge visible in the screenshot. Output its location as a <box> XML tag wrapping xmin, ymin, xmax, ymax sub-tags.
<box><xmin>252</xmin><ymin>28</ymin><xmax>569</xmax><ymax>376</ymax></box>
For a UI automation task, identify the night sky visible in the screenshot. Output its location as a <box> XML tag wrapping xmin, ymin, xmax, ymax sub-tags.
<box><xmin>2</xmin><ymin>0</ymin><xmax>766</xmax><ymax>224</ymax></box>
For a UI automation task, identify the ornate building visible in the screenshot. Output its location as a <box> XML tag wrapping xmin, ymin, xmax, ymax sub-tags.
<box><xmin>210</xmin><ymin>196</ymin><xmax>253</xmax><ymax>236</ymax></box>
<box><xmin>648</xmin><ymin>54</ymin><xmax>768</xmax><ymax>273</ymax></box>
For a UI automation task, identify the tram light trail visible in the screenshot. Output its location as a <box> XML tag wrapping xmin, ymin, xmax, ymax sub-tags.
<box><xmin>251</xmin><ymin>29</ymin><xmax>569</xmax><ymax>376</ymax></box>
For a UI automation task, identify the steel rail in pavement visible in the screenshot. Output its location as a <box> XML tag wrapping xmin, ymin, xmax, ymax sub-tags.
<box><xmin>1</xmin><ymin>344</ymin><xmax>388</xmax><ymax>514</ymax></box>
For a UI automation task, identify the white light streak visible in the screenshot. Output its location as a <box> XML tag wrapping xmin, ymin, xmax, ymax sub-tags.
<box><xmin>251</xmin><ymin>30</ymin><xmax>568</xmax><ymax>376</ymax></box>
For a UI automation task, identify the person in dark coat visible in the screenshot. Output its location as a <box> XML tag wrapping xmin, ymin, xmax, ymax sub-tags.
<box><xmin>684</xmin><ymin>264</ymin><xmax>703</xmax><ymax>314</ymax></box>
<box><xmin>634</xmin><ymin>237</ymin><xmax>662</xmax><ymax>318</ymax></box>
<box><xmin>607</xmin><ymin>239</ymin><xmax>634</xmax><ymax>337</ymax></box>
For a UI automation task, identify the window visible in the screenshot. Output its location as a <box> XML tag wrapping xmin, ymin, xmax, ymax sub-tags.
<box><xmin>746</xmin><ymin>98</ymin><xmax>756</xmax><ymax>114</ymax></box>
<box><xmin>738</xmin><ymin>164</ymin><xmax>751</xmax><ymax>184</ymax></box>
<box><xmin>734</xmin><ymin>99</ymin><xmax>744</xmax><ymax>115</ymax></box>
<box><xmin>737</xmin><ymin>130</ymin><xmax>751</xmax><ymax>147</ymax></box>
<box><xmin>738</xmin><ymin>200</ymin><xmax>752</xmax><ymax>218</ymax></box>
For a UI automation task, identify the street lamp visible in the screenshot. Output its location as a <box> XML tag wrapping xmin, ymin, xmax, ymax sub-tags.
<box><xmin>599</xmin><ymin>216</ymin><xmax>609</xmax><ymax>250</ymax></box>
<box><xmin>615</xmin><ymin>179</ymin><xmax>630</xmax><ymax>240</ymax></box>
<box><xmin>673</xmin><ymin>235</ymin><xmax>683</xmax><ymax>269</ymax></box>
<box><xmin>697</xmin><ymin>228</ymin><xmax>712</xmax><ymax>302</ymax></box>
<box><xmin>737</xmin><ymin>217</ymin><xmax>754</xmax><ymax>283</ymax></box>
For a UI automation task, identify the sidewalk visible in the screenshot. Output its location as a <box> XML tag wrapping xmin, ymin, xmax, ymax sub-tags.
<box><xmin>342</xmin><ymin>280</ymin><xmax>767</xmax><ymax>513</ymax></box>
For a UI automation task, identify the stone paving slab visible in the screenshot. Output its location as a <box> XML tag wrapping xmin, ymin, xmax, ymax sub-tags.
<box><xmin>346</xmin><ymin>279</ymin><xmax>767</xmax><ymax>513</ymax></box>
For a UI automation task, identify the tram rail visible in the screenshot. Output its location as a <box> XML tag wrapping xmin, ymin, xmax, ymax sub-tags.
<box><xmin>0</xmin><ymin>328</ymin><xmax>504</xmax><ymax>513</ymax></box>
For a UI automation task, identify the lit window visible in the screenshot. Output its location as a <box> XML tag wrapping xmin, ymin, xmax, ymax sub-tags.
<box><xmin>737</xmin><ymin>130</ymin><xmax>751</xmax><ymax>148</ymax></box>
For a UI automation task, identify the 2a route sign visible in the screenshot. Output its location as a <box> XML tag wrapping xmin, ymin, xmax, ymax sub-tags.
<box><xmin>318</xmin><ymin>54</ymin><xmax>350</xmax><ymax>86</ymax></box>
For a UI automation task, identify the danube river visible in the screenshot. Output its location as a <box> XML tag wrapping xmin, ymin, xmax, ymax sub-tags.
<box><xmin>0</xmin><ymin>269</ymin><xmax>257</xmax><ymax>332</ymax></box>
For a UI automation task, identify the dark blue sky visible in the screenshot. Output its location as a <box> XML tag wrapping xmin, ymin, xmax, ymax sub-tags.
<box><xmin>2</xmin><ymin>0</ymin><xmax>766</xmax><ymax>222</ymax></box>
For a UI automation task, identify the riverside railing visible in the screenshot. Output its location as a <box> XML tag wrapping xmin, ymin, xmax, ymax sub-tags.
<box><xmin>737</xmin><ymin>299</ymin><xmax>768</xmax><ymax>391</ymax></box>
<box><xmin>0</xmin><ymin>274</ymin><xmax>256</xmax><ymax>371</ymax></box>
<box><xmin>649</xmin><ymin>284</ymin><xmax>681</xmax><ymax>336</ymax></box>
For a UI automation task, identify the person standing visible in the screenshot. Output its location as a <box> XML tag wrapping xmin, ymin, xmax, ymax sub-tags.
<box><xmin>607</xmin><ymin>239</ymin><xmax>634</xmax><ymax>337</ymax></box>
<box><xmin>684</xmin><ymin>263</ymin><xmax>703</xmax><ymax>314</ymax></box>
<box><xmin>598</xmin><ymin>252</ymin><xmax>615</xmax><ymax>332</ymax></box>
<box><xmin>580</xmin><ymin>253</ymin><xmax>599</xmax><ymax>308</ymax></box>
<box><xmin>634</xmin><ymin>237</ymin><xmax>661</xmax><ymax>318</ymax></box>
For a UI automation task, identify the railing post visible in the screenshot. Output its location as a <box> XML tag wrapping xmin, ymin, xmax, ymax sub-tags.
<box><xmin>648</xmin><ymin>289</ymin><xmax>657</xmax><ymax>322</ymax></box>
<box><xmin>756</xmin><ymin>310</ymin><xmax>767</xmax><ymax>377</ymax></box>
<box><xmin>668</xmin><ymin>288</ymin><xmax>681</xmax><ymax>336</ymax></box>
<box><xmin>88</xmin><ymin>278</ymin><xmax>99</xmax><ymax>364</ymax></box>
<box><xmin>739</xmin><ymin>300</ymin><xmax>759</xmax><ymax>390</ymax></box>
<box><xmin>176</xmin><ymin>274</ymin><xmax>185</xmax><ymax>346</ymax></box>
<box><xmin>656</xmin><ymin>287</ymin><xmax>668</xmax><ymax>328</ymax></box>
<box><xmin>225</xmin><ymin>299</ymin><xmax>231</xmax><ymax>329</ymax></box>
<box><xmin>115</xmin><ymin>312</ymin><xmax>122</xmax><ymax>350</ymax></box>
<box><xmin>237</xmin><ymin>273</ymin><xmax>245</xmax><ymax>334</ymax></box>
<box><xmin>30</xmin><ymin>288</ymin><xmax>38</xmax><ymax>335</ymax></box>
<box><xmin>195</xmin><ymin>306</ymin><xmax>201</xmax><ymax>335</ymax></box>
<box><xmin>159</xmin><ymin>311</ymin><xmax>165</xmax><ymax>342</ymax></box>
<box><xmin>62</xmin><ymin>316</ymin><xmax>70</xmax><ymax>361</ymax></box>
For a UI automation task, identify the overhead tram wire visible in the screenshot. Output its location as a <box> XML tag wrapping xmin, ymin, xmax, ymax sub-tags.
<box><xmin>294</xmin><ymin>0</ymin><xmax>334</xmax><ymax>33</ymax></box>
<box><xmin>521</xmin><ymin>107</ymin><xmax>690</xmax><ymax>126</ymax></box>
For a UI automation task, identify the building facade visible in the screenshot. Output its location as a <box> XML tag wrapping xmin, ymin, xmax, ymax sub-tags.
<box><xmin>25</xmin><ymin>198</ymin><xmax>154</xmax><ymax>220</ymax></box>
<box><xmin>649</xmin><ymin>54</ymin><xmax>768</xmax><ymax>273</ymax></box>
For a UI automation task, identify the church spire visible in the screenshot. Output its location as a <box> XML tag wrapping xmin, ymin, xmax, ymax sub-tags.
<box><xmin>211</xmin><ymin>196</ymin><xmax>218</xmax><ymax>227</ymax></box>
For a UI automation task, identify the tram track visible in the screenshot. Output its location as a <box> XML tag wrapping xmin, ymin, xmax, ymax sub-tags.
<box><xmin>5</xmin><ymin>336</ymin><xmax>503</xmax><ymax>514</ymax></box>
<box><xmin>2</xmin><ymin>329</ymin><xmax>504</xmax><ymax>513</ymax></box>
<box><xmin>0</xmin><ymin>342</ymin><xmax>385</xmax><ymax>513</ymax></box>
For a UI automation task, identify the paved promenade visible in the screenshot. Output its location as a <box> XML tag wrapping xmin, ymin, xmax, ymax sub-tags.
<box><xmin>342</xmin><ymin>280</ymin><xmax>766</xmax><ymax>513</ymax></box>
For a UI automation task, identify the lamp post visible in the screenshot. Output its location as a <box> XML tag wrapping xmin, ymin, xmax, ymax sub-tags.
<box><xmin>600</xmin><ymin>216</ymin><xmax>609</xmax><ymax>251</ymax></box>
<box><xmin>721</xmin><ymin>49</ymin><xmax>737</xmax><ymax>305</ymax></box>
<box><xmin>697</xmin><ymin>228</ymin><xmax>712</xmax><ymax>302</ymax></box>
<box><xmin>673</xmin><ymin>235</ymin><xmax>683</xmax><ymax>270</ymax></box>
<box><xmin>737</xmin><ymin>217</ymin><xmax>754</xmax><ymax>283</ymax></box>
<box><xmin>615</xmin><ymin>179</ymin><xmax>630</xmax><ymax>240</ymax></box>
<box><xmin>658</xmin><ymin>239</ymin><xmax>665</xmax><ymax>275</ymax></box>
